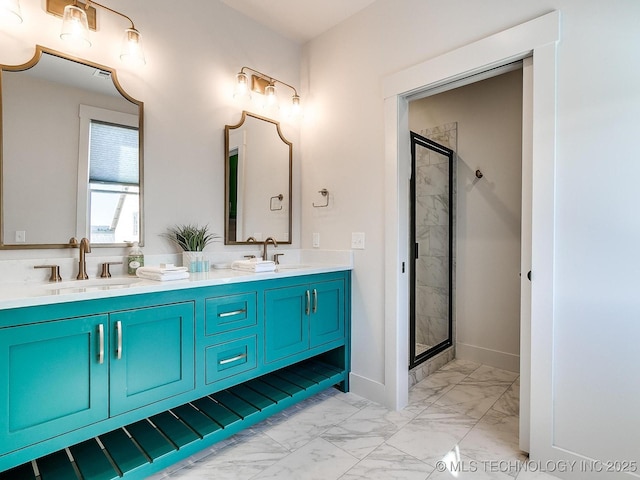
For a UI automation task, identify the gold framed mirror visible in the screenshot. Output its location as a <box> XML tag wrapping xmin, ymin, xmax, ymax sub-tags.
<box><xmin>224</xmin><ymin>111</ymin><xmax>292</xmax><ymax>245</ymax></box>
<box><xmin>0</xmin><ymin>46</ymin><xmax>144</xmax><ymax>249</ymax></box>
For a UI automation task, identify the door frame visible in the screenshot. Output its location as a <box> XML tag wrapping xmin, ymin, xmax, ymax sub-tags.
<box><xmin>382</xmin><ymin>11</ymin><xmax>559</xmax><ymax>458</ymax></box>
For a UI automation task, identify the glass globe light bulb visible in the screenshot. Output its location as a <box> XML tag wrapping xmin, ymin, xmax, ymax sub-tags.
<box><xmin>120</xmin><ymin>28</ymin><xmax>146</xmax><ymax>65</ymax></box>
<box><xmin>0</xmin><ymin>0</ymin><xmax>23</xmax><ymax>25</ymax></box>
<box><xmin>60</xmin><ymin>4</ymin><xmax>91</xmax><ymax>48</ymax></box>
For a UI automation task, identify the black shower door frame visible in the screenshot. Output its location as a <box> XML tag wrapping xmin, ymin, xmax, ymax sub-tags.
<box><xmin>409</xmin><ymin>131</ymin><xmax>454</xmax><ymax>369</ymax></box>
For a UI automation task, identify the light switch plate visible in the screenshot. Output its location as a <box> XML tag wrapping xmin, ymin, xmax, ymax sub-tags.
<box><xmin>351</xmin><ymin>232</ymin><xmax>365</xmax><ymax>249</ymax></box>
<box><xmin>312</xmin><ymin>232</ymin><xmax>320</xmax><ymax>248</ymax></box>
<box><xmin>15</xmin><ymin>230</ymin><xmax>26</xmax><ymax>243</ymax></box>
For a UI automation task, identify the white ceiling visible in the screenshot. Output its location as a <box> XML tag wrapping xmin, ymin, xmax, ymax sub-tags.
<box><xmin>219</xmin><ymin>0</ymin><xmax>376</xmax><ymax>43</ymax></box>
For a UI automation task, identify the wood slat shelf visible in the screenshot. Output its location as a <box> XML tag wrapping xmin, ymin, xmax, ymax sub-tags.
<box><xmin>0</xmin><ymin>359</ymin><xmax>345</xmax><ymax>480</ymax></box>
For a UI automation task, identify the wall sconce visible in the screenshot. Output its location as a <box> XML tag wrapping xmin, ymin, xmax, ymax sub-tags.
<box><xmin>235</xmin><ymin>66</ymin><xmax>301</xmax><ymax>115</ymax></box>
<box><xmin>46</xmin><ymin>0</ymin><xmax>145</xmax><ymax>65</ymax></box>
<box><xmin>0</xmin><ymin>0</ymin><xmax>23</xmax><ymax>24</ymax></box>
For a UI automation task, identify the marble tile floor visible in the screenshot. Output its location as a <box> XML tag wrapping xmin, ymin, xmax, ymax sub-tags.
<box><xmin>151</xmin><ymin>360</ymin><xmax>559</xmax><ymax>480</ymax></box>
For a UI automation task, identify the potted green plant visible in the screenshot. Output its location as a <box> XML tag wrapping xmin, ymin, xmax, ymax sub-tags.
<box><xmin>163</xmin><ymin>224</ymin><xmax>219</xmax><ymax>272</ymax></box>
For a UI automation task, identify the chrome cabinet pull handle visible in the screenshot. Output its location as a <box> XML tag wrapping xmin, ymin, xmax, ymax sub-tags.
<box><xmin>98</xmin><ymin>324</ymin><xmax>104</xmax><ymax>364</ymax></box>
<box><xmin>218</xmin><ymin>309</ymin><xmax>246</xmax><ymax>318</ymax></box>
<box><xmin>305</xmin><ymin>290</ymin><xmax>310</xmax><ymax>315</ymax></box>
<box><xmin>116</xmin><ymin>321</ymin><xmax>122</xmax><ymax>360</ymax></box>
<box><xmin>219</xmin><ymin>353</ymin><xmax>247</xmax><ymax>365</ymax></box>
<box><xmin>312</xmin><ymin>289</ymin><xmax>318</xmax><ymax>314</ymax></box>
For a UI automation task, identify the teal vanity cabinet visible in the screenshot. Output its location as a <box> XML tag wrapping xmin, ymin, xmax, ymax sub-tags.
<box><xmin>0</xmin><ymin>269</ymin><xmax>350</xmax><ymax>479</ymax></box>
<box><xmin>264</xmin><ymin>275</ymin><xmax>345</xmax><ymax>364</ymax></box>
<box><xmin>0</xmin><ymin>315</ymin><xmax>109</xmax><ymax>457</ymax></box>
<box><xmin>0</xmin><ymin>296</ymin><xmax>196</xmax><ymax>470</ymax></box>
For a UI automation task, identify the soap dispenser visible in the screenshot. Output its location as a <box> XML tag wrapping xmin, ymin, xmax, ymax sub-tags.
<box><xmin>127</xmin><ymin>242</ymin><xmax>144</xmax><ymax>275</ymax></box>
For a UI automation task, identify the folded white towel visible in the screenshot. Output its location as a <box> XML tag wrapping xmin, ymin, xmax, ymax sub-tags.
<box><xmin>136</xmin><ymin>268</ymin><xmax>190</xmax><ymax>281</ymax></box>
<box><xmin>231</xmin><ymin>259</ymin><xmax>276</xmax><ymax>273</ymax></box>
<box><xmin>136</xmin><ymin>266</ymin><xmax>188</xmax><ymax>275</ymax></box>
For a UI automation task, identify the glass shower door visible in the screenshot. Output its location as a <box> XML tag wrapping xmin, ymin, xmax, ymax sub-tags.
<box><xmin>410</xmin><ymin>131</ymin><xmax>454</xmax><ymax>368</ymax></box>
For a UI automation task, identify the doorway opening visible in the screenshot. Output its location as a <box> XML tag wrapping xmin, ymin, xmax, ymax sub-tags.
<box><xmin>408</xmin><ymin>67</ymin><xmax>524</xmax><ymax>377</ymax></box>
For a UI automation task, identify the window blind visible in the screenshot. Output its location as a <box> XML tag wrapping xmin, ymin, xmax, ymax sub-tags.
<box><xmin>89</xmin><ymin>120</ymin><xmax>139</xmax><ymax>185</ymax></box>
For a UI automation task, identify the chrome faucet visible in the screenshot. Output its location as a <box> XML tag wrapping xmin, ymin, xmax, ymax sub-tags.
<box><xmin>262</xmin><ymin>237</ymin><xmax>278</xmax><ymax>261</ymax></box>
<box><xmin>76</xmin><ymin>237</ymin><xmax>92</xmax><ymax>280</ymax></box>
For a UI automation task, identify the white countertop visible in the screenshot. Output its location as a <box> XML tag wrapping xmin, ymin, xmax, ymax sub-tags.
<box><xmin>0</xmin><ymin>264</ymin><xmax>351</xmax><ymax>311</ymax></box>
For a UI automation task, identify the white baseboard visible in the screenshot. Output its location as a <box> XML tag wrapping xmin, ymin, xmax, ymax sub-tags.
<box><xmin>456</xmin><ymin>342</ymin><xmax>520</xmax><ymax>372</ymax></box>
<box><xmin>349</xmin><ymin>372</ymin><xmax>386</xmax><ymax>405</ymax></box>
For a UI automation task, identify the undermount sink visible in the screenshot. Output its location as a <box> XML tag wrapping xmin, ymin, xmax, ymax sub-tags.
<box><xmin>43</xmin><ymin>277</ymin><xmax>142</xmax><ymax>294</ymax></box>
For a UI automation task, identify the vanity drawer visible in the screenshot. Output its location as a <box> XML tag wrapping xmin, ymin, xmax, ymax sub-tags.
<box><xmin>205</xmin><ymin>292</ymin><xmax>257</xmax><ymax>335</ymax></box>
<box><xmin>205</xmin><ymin>336</ymin><xmax>257</xmax><ymax>384</ymax></box>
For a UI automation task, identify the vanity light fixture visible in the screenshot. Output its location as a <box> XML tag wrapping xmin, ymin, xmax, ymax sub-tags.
<box><xmin>48</xmin><ymin>0</ymin><xmax>145</xmax><ymax>65</ymax></box>
<box><xmin>234</xmin><ymin>66</ymin><xmax>301</xmax><ymax>114</ymax></box>
<box><xmin>0</xmin><ymin>0</ymin><xmax>23</xmax><ymax>24</ymax></box>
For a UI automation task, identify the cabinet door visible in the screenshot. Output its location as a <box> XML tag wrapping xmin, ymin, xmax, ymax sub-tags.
<box><xmin>109</xmin><ymin>302</ymin><xmax>195</xmax><ymax>416</ymax></box>
<box><xmin>0</xmin><ymin>315</ymin><xmax>109</xmax><ymax>454</ymax></box>
<box><xmin>264</xmin><ymin>284</ymin><xmax>309</xmax><ymax>363</ymax></box>
<box><xmin>309</xmin><ymin>279</ymin><xmax>345</xmax><ymax>348</ymax></box>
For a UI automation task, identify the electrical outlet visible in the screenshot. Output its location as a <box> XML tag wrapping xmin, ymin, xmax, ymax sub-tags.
<box><xmin>312</xmin><ymin>232</ymin><xmax>320</xmax><ymax>248</ymax></box>
<box><xmin>15</xmin><ymin>230</ymin><xmax>26</xmax><ymax>243</ymax></box>
<box><xmin>351</xmin><ymin>232</ymin><xmax>365</xmax><ymax>249</ymax></box>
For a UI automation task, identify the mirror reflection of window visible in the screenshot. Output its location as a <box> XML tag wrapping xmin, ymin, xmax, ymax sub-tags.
<box><xmin>88</xmin><ymin>120</ymin><xmax>139</xmax><ymax>243</ymax></box>
<box><xmin>77</xmin><ymin>105</ymin><xmax>140</xmax><ymax>244</ymax></box>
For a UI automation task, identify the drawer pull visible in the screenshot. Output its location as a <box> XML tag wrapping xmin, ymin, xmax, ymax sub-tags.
<box><xmin>218</xmin><ymin>309</ymin><xmax>246</xmax><ymax>318</ymax></box>
<box><xmin>312</xmin><ymin>289</ymin><xmax>318</xmax><ymax>313</ymax></box>
<box><xmin>219</xmin><ymin>353</ymin><xmax>247</xmax><ymax>365</ymax></box>
<box><xmin>116</xmin><ymin>321</ymin><xmax>123</xmax><ymax>360</ymax></box>
<box><xmin>97</xmin><ymin>324</ymin><xmax>104</xmax><ymax>364</ymax></box>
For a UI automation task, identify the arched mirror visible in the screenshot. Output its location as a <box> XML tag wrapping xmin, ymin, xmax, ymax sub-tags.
<box><xmin>224</xmin><ymin>111</ymin><xmax>292</xmax><ymax>244</ymax></box>
<box><xmin>0</xmin><ymin>46</ymin><xmax>143</xmax><ymax>249</ymax></box>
